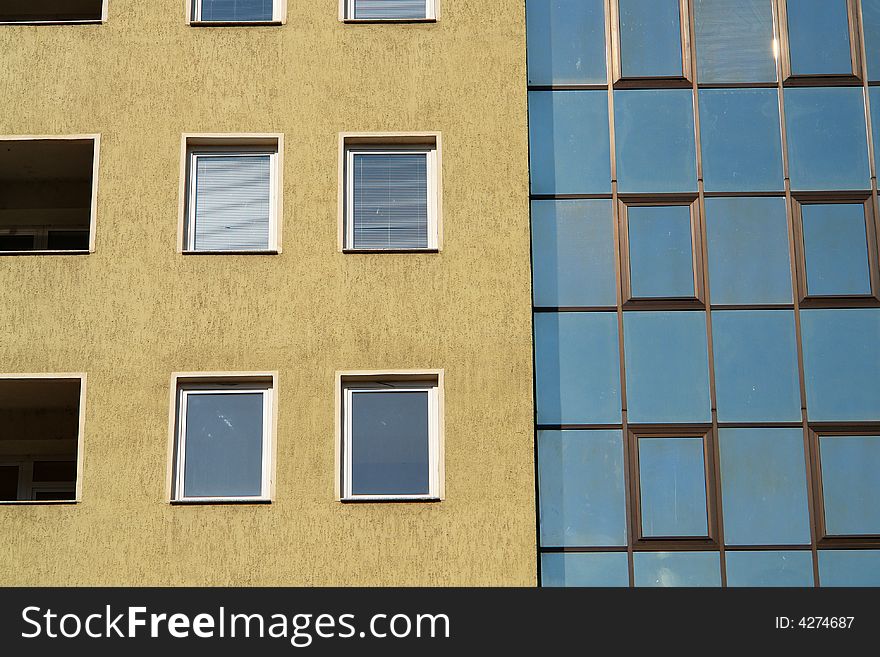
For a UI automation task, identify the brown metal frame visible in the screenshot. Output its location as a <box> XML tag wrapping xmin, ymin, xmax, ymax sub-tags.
<box><xmin>609</xmin><ymin>0</ymin><xmax>693</xmax><ymax>88</ymax></box>
<box><xmin>790</xmin><ymin>193</ymin><xmax>880</xmax><ymax>307</ymax></box>
<box><xmin>807</xmin><ymin>425</ymin><xmax>880</xmax><ymax>548</ymax></box>
<box><xmin>617</xmin><ymin>196</ymin><xmax>705</xmax><ymax>308</ymax></box>
<box><xmin>626</xmin><ymin>426</ymin><xmax>720</xmax><ymax>550</ymax></box>
<box><xmin>776</xmin><ymin>0</ymin><xmax>864</xmax><ymax>86</ymax></box>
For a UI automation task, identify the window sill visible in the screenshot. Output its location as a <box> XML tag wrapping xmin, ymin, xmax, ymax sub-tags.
<box><xmin>0</xmin><ymin>249</ymin><xmax>91</xmax><ymax>256</ymax></box>
<box><xmin>0</xmin><ymin>20</ymin><xmax>104</xmax><ymax>26</ymax></box>
<box><xmin>342</xmin><ymin>19</ymin><xmax>437</xmax><ymax>24</ymax></box>
<box><xmin>171</xmin><ymin>497</ymin><xmax>272</xmax><ymax>505</ymax></box>
<box><xmin>0</xmin><ymin>500</ymin><xmax>78</xmax><ymax>505</ymax></box>
<box><xmin>189</xmin><ymin>20</ymin><xmax>284</xmax><ymax>27</ymax></box>
<box><xmin>182</xmin><ymin>249</ymin><xmax>279</xmax><ymax>255</ymax></box>
<box><xmin>341</xmin><ymin>496</ymin><xmax>442</xmax><ymax>503</ymax></box>
<box><xmin>342</xmin><ymin>248</ymin><xmax>439</xmax><ymax>254</ymax></box>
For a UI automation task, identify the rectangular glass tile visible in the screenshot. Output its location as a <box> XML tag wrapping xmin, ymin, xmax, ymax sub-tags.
<box><xmin>534</xmin><ymin>312</ymin><xmax>622</xmax><ymax>425</ymax></box>
<box><xmin>801</xmin><ymin>309</ymin><xmax>880</xmax><ymax>422</ymax></box>
<box><xmin>350</xmin><ymin>390</ymin><xmax>430</xmax><ymax>496</ymax></box>
<box><xmin>864</xmin><ymin>0</ymin><xmax>880</xmax><ymax>80</ymax></box>
<box><xmin>531</xmin><ymin>200</ymin><xmax>617</xmax><ymax>307</ymax></box>
<box><xmin>694</xmin><ymin>0</ymin><xmax>777</xmax><ymax>83</ymax></box>
<box><xmin>623</xmin><ymin>311</ymin><xmax>711</xmax><ymax>424</ymax></box>
<box><xmin>699</xmin><ymin>89</ymin><xmax>783</xmax><ymax>192</ymax></box>
<box><xmin>719</xmin><ymin>428</ymin><xmax>810</xmax><ymax>545</ymax></box>
<box><xmin>627</xmin><ymin>205</ymin><xmax>695</xmax><ymax>299</ymax></box>
<box><xmin>614</xmin><ymin>89</ymin><xmax>697</xmax><ymax>194</ymax></box>
<box><xmin>726</xmin><ymin>551</ymin><xmax>814</xmax><ymax>587</ymax></box>
<box><xmin>801</xmin><ymin>203</ymin><xmax>872</xmax><ymax>297</ymax></box>
<box><xmin>528</xmin><ymin>91</ymin><xmax>612</xmax><ymax>195</ymax></box>
<box><xmin>786</xmin><ymin>0</ymin><xmax>853</xmax><ymax>76</ymax></box>
<box><xmin>538</xmin><ymin>430</ymin><xmax>627</xmax><ymax>547</ymax></box>
<box><xmin>633</xmin><ymin>552</ymin><xmax>721</xmax><ymax>587</ymax></box>
<box><xmin>819</xmin><ymin>550</ymin><xmax>880</xmax><ymax>586</ymax></box>
<box><xmin>819</xmin><ymin>435</ymin><xmax>880</xmax><ymax>536</ymax></box>
<box><xmin>541</xmin><ymin>552</ymin><xmax>630</xmax><ymax>587</ymax></box>
<box><xmin>526</xmin><ymin>0</ymin><xmax>607</xmax><ymax>84</ymax></box>
<box><xmin>618</xmin><ymin>0</ymin><xmax>683</xmax><ymax>78</ymax></box>
<box><xmin>711</xmin><ymin>311</ymin><xmax>801</xmax><ymax>422</ymax></box>
<box><xmin>638</xmin><ymin>436</ymin><xmax>709</xmax><ymax>537</ymax></box>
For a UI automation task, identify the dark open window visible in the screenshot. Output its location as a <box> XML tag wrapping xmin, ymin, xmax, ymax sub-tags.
<box><xmin>0</xmin><ymin>1</ymin><xmax>104</xmax><ymax>23</ymax></box>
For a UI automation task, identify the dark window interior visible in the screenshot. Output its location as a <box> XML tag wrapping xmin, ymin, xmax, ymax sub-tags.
<box><xmin>0</xmin><ymin>1</ymin><xmax>103</xmax><ymax>22</ymax></box>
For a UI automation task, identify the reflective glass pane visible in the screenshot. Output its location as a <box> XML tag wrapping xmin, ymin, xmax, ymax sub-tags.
<box><xmin>529</xmin><ymin>91</ymin><xmax>611</xmax><ymax>195</ymax></box>
<box><xmin>627</xmin><ymin>205</ymin><xmax>695</xmax><ymax>299</ymax></box>
<box><xmin>618</xmin><ymin>0</ymin><xmax>682</xmax><ymax>78</ymax></box>
<box><xmin>538</xmin><ymin>430</ymin><xmax>627</xmax><ymax>547</ymax></box>
<box><xmin>819</xmin><ymin>435</ymin><xmax>880</xmax><ymax>536</ymax></box>
<box><xmin>199</xmin><ymin>0</ymin><xmax>273</xmax><ymax>21</ymax></box>
<box><xmin>719</xmin><ymin>428</ymin><xmax>810</xmax><ymax>545</ymax></box>
<box><xmin>801</xmin><ymin>309</ymin><xmax>880</xmax><ymax>422</ymax></box>
<box><xmin>638</xmin><ymin>437</ymin><xmax>708</xmax><ymax>537</ymax></box>
<box><xmin>534</xmin><ymin>312</ymin><xmax>622</xmax><ymax>424</ymax></box>
<box><xmin>614</xmin><ymin>89</ymin><xmax>697</xmax><ymax>194</ymax></box>
<box><xmin>541</xmin><ymin>552</ymin><xmax>630</xmax><ymax>587</ymax></box>
<box><xmin>864</xmin><ymin>0</ymin><xmax>880</xmax><ymax>80</ymax></box>
<box><xmin>786</xmin><ymin>0</ymin><xmax>853</xmax><ymax>76</ymax></box>
<box><xmin>819</xmin><ymin>550</ymin><xmax>880</xmax><ymax>586</ymax></box>
<box><xmin>699</xmin><ymin>89</ymin><xmax>783</xmax><ymax>192</ymax></box>
<box><xmin>183</xmin><ymin>392</ymin><xmax>264</xmax><ymax>498</ymax></box>
<box><xmin>705</xmin><ymin>197</ymin><xmax>793</xmax><ymax>305</ymax></box>
<box><xmin>623</xmin><ymin>311</ymin><xmax>711</xmax><ymax>423</ymax></box>
<box><xmin>784</xmin><ymin>87</ymin><xmax>870</xmax><ymax>191</ymax></box>
<box><xmin>531</xmin><ymin>200</ymin><xmax>617</xmax><ymax>307</ymax></box>
<box><xmin>801</xmin><ymin>203</ymin><xmax>872</xmax><ymax>297</ymax></box>
<box><xmin>694</xmin><ymin>0</ymin><xmax>777</xmax><ymax>83</ymax></box>
<box><xmin>350</xmin><ymin>390</ymin><xmax>430</xmax><ymax>496</ymax></box>
<box><xmin>633</xmin><ymin>552</ymin><xmax>721</xmax><ymax>587</ymax></box>
<box><xmin>526</xmin><ymin>0</ymin><xmax>607</xmax><ymax>84</ymax></box>
<box><xmin>871</xmin><ymin>87</ymin><xmax>880</xmax><ymax>165</ymax></box>
<box><xmin>726</xmin><ymin>551</ymin><xmax>814</xmax><ymax>587</ymax></box>
<box><xmin>712</xmin><ymin>311</ymin><xmax>801</xmax><ymax>422</ymax></box>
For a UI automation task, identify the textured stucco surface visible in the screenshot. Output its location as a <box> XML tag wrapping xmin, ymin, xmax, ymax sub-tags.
<box><xmin>0</xmin><ymin>0</ymin><xmax>535</xmax><ymax>585</ymax></box>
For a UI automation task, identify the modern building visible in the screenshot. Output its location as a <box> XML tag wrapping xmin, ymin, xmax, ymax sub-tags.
<box><xmin>1</xmin><ymin>0</ymin><xmax>878</xmax><ymax>588</ymax></box>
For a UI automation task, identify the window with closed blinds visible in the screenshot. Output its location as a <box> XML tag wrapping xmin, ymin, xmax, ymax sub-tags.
<box><xmin>189</xmin><ymin>154</ymin><xmax>273</xmax><ymax>252</ymax></box>
<box><xmin>350</xmin><ymin>151</ymin><xmax>431</xmax><ymax>250</ymax></box>
<box><xmin>195</xmin><ymin>0</ymin><xmax>274</xmax><ymax>22</ymax></box>
<box><xmin>350</xmin><ymin>0</ymin><xmax>431</xmax><ymax>20</ymax></box>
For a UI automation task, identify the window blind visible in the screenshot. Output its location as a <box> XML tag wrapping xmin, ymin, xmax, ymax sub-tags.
<box><xmin>198</xmin><ymin>0</ymin><xmax>273</xmax><ymax>22</ymax></box>
<box><xmin>352</xmin><ymin>0</ymin><xmax>428</xmax><ymax>20</ymax></box>
<box><xmin>352</xmin><ymin>153</ymin><xmax>429</xmax><ymax>249</ymax></box>
<box><xmin>192</xmin><ymin>155</ymin><xmax>271</xmax><ymax>251</ymax></box>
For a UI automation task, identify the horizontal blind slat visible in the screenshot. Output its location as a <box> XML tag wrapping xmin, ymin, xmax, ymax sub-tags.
<box><xmin>353</xmin><ymin>0</ymin><xmax>428</xmax><ymax>20</ymax></box>
<box><xmin>199</xmin><ymin>0</ymin><xmax>274</xmax><ymax>21</ymax></box>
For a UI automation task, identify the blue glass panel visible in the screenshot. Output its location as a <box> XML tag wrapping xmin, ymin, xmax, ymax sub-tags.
<box><xmin>801</xmin><ymin>204</ymin><xmax>872</xmax><ymax>297</ymax></box>
<box><xmin>199</xmin><ymin>0</ymin><xmax>273</xmax><ymax>21</ymax></box>
<box><xmin>534</xmin><ymin>312</ymin><xmax>622</xmax><ymax>424</ymax></box>
<box><xmin>719</xmin><ymin>429</ymin><xmax>810</xmax><ymax>545</ymax></box>
<box><xmin>820</xmin><ymin>435</ymin><xmax>880</xmax><ymax>536</ymax></box>
<box><xmin>627</xmin><ymin>205</ymin><xmax>695</xmax><ymax>299</ymax></box>
<box><xmin>618</xmin><ymin>0</ymin><xmax>682</xmax><ymax>78</ymax></box>
<box><xmin>699</xmin><ymin>89</ymin><xmax>784</xmax><ymax>192</ymax></box>
<box><xmin>614</xmin><ymin>89</ymin><xmax>697</xmax><ymax>194</ymax></box>
<box><xmin>726</xmin><ymin>551</ymin><xmax>814</xmax><ymax>587</ymax></box>
<box><xmin>705</xmin><ymin>197</ymin><xmax>793</xmax><ymax>305</ymax></box>
<box><xmin>786</xmin><ymin>0</ymin><xmax>853</xmax><ymax>76</ymax></box>
<box><xmin>801</xmin><ymin>309</ymin><xmax>880</xmax><ymax>422</ymax></box>
<box><xmin>784</xmin><ymin>87</ymin><xmax>870</xmax><ymax>191</ymax></box>
<box><xmin>711</xmin><ymin>311</ymin><xmax>801</xmax><ymax>422</ymax></box>
<box><xmin>694</xmin><ymin>0</ymin><xmax>777</xmax><ymax>83</ymax></box>
<box><xmin>623</xmin><ymin>311</ymin><xmax>711</xmax><ymax>423</ymax></box>
<box><xmin>526</xmin><ymin>0</ymin><xmax>607</xmax><ymax>84</ymax></box>
<box><xmin>819</xmin><ymin>550</ymin><xmax>880</xmax><ymax>586</ymax></box>
<box><xmin>541</xmin><ymin>552</ymin><xmax>630</xmax><ymax>587</ymax></box>
<box><xmin>865</xmin><ymin>0</ymin><xmax>880</xmax><ymax>80</ymax></box>
<box><xmin>538</xmin><ymin>431</ymin><xmax>627</xmax><ymax>547</ymax></box>
<box><xmin>871</xmin><ymin>87</ymin><xmax>880</xmax><ymax>166</ymax></box>
<box><xmin>531</xmin><ymin>200</ymin><xmax>617</xmax><ymax>307</ymax></box>
<box><xmin>529</xmin><ymin>91</ymin><xmax>612</xmax><ymax>195</ymax></box>
<box><xmin>633</xmin><ymin>552</ymin><xmax>721</xmax><ymax>587</ymax></box>
<box><xmin>638</xmin><ymin>437</ymin><xmax>708</xmax><ymax>537</ymax></box>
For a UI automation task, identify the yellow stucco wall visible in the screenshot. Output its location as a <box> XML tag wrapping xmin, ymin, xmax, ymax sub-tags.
<box><xmin>0</xmin><ymin>1</ymin><xmax>535</xmax><ymax>585</ymax></box>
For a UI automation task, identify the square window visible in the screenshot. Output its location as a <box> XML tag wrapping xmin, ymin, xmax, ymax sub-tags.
<box><xmin>619</xmin><ymin>200</ymin><xmax>702</xmax><ymax>304</ymax></box>
<box><xmin>344</xmin><ymin>0</ymin><xmax>436</xmax><ymax>21</ymax></box>
<box><xmin>815</xmin><ymin>432</ymin><xmax>880</xmax><ymax>537</ymax></box>
<box><xmin>182</xmin><ymin>136</ymin><xmax>281</xmax><ymax>253</ymax></box>
<box><xmin>693</xmin><ymin>0</ymin><xmax>777</xmax><ymax>84</ymax></box>
<box><xmin>190</xmin><ymin>0</ymin><xmax>282</xmax><ymax>23</ymax></box>
<box><xmin>338</xmin><ymin>373</ymin><xmax>443</xmax><ymax>501</ymax></box>
<box><xmin>779</xmin><ymin>0</ymin><xmax>860</xmax><ymax>80</ymax></box>
<box><xmin>172</xmin><ymin>376</ymin><xmax>275</xmax><ymax>502</ymax></box>
<box><xmin>0</xmin><ymin>377</ymin><xmax>84</xmax><ymax>504</ymax></box>
<box><xmin>0</xmin><ymin>137</ymin><xmax>98</xmax><ymax>254</ymax></box>
<box><xmin>526</xmin><ymin>0</ymin><xmax>607</xmax><ymax>85</ymax></box>
<box><xmin>633</xmin><ymin>551</ymin><xmax>721</xmax><ymax>587</ymax></box>
<box><xmin>0</xmin><ymin>1</ymin><xmax>105</xmax><ymax>23</ymax></box>
<box><xmin>613</xmin><ymin>0</ymin><xmax>690</xmax><ymax>82</ymax></box>
<box><xmin>794</xmin><ymin>198</ymin><xmax>878</xmax><ymax>301</ymax></box>
<box><xmin>341</xmin><ymin>134</ymin><xmax>440</xmax><ymax>251</ymax></box>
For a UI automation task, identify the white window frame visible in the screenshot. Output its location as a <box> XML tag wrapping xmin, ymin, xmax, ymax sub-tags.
<box><xmin>340</xmin><ymin>379</ymin><xmax>441</xmax><ymax>501</ymax></box>
<box><xmin>344</xmin><ymin>145</ymin><xmax>438</xmax><ymax>251</ymax></box>
<box><xmin>173</xmin><ymin>381</ymin><xmax>274</xmax><ymax>503</ymax></box>
<box><xmin>190</xmin><ymin>0</ymin><xmax>285</xmax><ymax>24</ymax></box>
<box><xmin>183</xmin><ymin>140</ymin><xmax>281</xmax><ymax>254</ymax></box>
<box><xmin>342</xmin><ymin>0</ymin><xmax>437</xmax><ymax>21</ymax></box>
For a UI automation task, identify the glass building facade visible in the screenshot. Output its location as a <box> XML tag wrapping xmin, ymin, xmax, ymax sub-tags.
<box><xmin>528</xmin><ymin>0</ymin><xmax>880</xmax><ymax>587</ymax></box>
